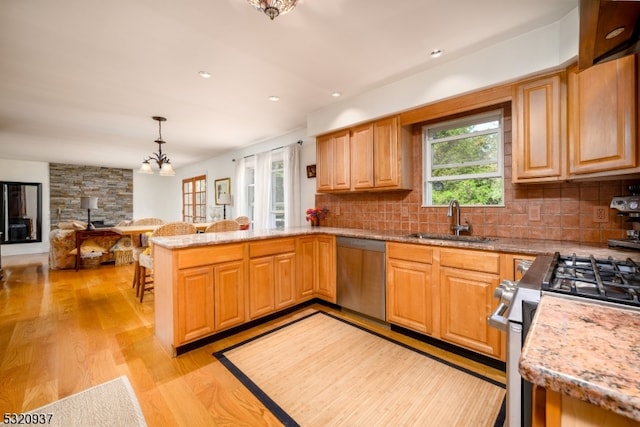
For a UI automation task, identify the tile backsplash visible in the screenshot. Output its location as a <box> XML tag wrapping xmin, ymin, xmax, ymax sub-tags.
<box><xmin>315</xmin><ymin>112</ymin><xmax>638</xmax><ymax>245</ymax></box>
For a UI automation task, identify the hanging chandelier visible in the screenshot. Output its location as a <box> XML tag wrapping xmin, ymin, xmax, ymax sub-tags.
<box><xmin>247</xmin><ymin>0</ymin><xmax>298</xmax><ymax>20</ymax></box>
<box><xmin>139</xmin><ymin>116</ymin><xmax>175</xmax><ymax>176</ymax></box>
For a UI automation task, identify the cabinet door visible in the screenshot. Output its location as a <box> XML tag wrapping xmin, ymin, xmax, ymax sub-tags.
<box><xmin>316</xmin><ymin>134</ymin><xmax>333</xmax><ymax>192</ymax></box>
<box><xmin>350</xmin><ymin>123</ymin><xmax>374</xmax><ymax>189</ymax></box>
<box><xmin>373</xmin><ymin>116</ymin><xmax>400</xmax><ymax>188</ymax></box>
<box><xmin>513</xmin><ymin>73</ymin><xmax>566</xmax><ymax>182</ymax></box>
<box><xmin>214</xmin><ymin>260</ymin><xmax>246</xmax><ymax>331</ymax></box>
<box><xmin>296</xmin><ymin>237</ymin><xmax>315</xmax><ymax>300</ymax></box>
<box><xmin>569</xmin><ymin>56</ymin><xmax>638</xmax><ymax>176</ymax></box>
<box><xmin>249</xmin><ymin>256</ymin><xmax>275</xmax><ymax>319</ymax></box>
<box><xmin>176</xmin><ymin>266</ymin><xmax>214</xmax><ymax>345</ymax></box>
<box><xmin>316</xmin><ymin>130</ymin><xmax>350</xmax><ymax>192</ymax></box>
<box><xmin>386</xmin><ymin>258</ymin><xmax>432</xmax><ymax>334</ymax></box>
<box><xmin>315</xmin><ymin>235</ymin><xmax>336</xmax><ymax>302</ymax></box>
<box><xmin>439</xmin><ymin>267</ymin><xmax>503</xmax><ymax>359</ymax></box>
<box><xmin>274</xmin><ymin>252</ymin><xmax>296</xmax><ymax>309</ymax></box>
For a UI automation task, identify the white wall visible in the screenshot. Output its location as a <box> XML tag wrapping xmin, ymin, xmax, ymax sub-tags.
<box><xmin>0</xmin><ymin>159</ymin><xmax>50</xmax><ymax>256</ymax></box>
<box><xmin>173</xmin><ymin>128</ymin><xmax>316</xmax><ymax>226</ymax></box>
<box><xmin>307</xmin><ymin>8</ymin><xmax>579</xmax><ymax>136</ymax></box>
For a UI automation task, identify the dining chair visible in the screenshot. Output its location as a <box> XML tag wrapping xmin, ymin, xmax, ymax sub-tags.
<box><xmin>136</xmin><ymin>221</ymin><xmax>197</xmax><ymax>302</ymax></box>
<box><xmin>129</xmin><ymin>218</ymin><xmax>165</xmax><ymax>293</ymax></box>
<box><xmin>235</xmin><ymin>216</ymin><xmax>250</xmax><ymax>230</ymax></box>
<box><xmin>204</xmin><ymin>219</ymin><xmax>241</xmax><ymax>233</ymax></box>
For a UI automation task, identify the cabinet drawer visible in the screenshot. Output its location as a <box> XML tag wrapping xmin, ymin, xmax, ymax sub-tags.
<box><xmin>387</xmin><ymin>242</ymin><xmax>433</xmax><ymax>264</ymax></box>
<box><xmin>177</xmin><ymin>243</ymin><xmax>245</xmax><ymax>269</ymax></box>
<box><xmin>440</xmin><ymin>249</ymin><xmax>500</xmax><ymax>274</ymax></box>
<box><xmin>249</xmin><ymin>238</ymin><xmax>296</xmax><ymax>258</ymax></box>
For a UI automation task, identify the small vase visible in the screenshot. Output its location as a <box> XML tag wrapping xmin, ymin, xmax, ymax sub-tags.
<box><xmin>310</xmin><ymin>217</ymin><xmax>320</xmax><ymax>227</ymax></box>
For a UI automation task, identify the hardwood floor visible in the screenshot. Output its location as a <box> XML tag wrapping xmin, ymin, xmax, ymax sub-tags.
<box><xmin>0</xmin><ymin>253</ymin><xmax>505</xmax><ymax>426</ymax></box>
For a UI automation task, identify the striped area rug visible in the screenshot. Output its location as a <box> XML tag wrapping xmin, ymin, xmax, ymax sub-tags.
<box><xmin>214</xmin><ymin>311</ymin><xmax>505</xmax><ymax>427</ymax></box>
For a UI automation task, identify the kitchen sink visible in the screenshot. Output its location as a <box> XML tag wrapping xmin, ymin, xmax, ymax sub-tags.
<box><xmin>405</xmin><ymin>232</ymin><xmax>495</xmax><ymax>243</ymax></box>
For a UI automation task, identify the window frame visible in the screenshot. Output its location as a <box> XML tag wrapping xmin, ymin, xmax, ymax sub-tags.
<box><xmin>182</xmin><ymin>174</ymin><xmax>207</xmax><ymax>223</ymax></box>
<box><xmin>422</xmin><ymin>109</ymin><xmax>505</xmax><ymax>207</ymax></box>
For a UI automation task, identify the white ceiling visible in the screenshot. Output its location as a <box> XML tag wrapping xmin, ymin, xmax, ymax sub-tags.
<box><xmin>0</xmin><ymin>0</ymin><xmax>577</xmax><ymax>171</ymax></box>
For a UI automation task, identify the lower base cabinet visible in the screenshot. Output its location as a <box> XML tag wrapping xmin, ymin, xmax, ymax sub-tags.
<box><xmin>439</xmin><ymin>267</ymin><xmax>502</xmax><ymax>358</ymax></box>
<box><xmin>386</xmin><ymin>258</ymin><xmax>433</xmax><ymax>335</ymax></box>
<box><xmin>386</xmin><ymin>242</ymin><xmax>506</xmax><ymax>361</ymax></box>
<box><xmin>534</xmin><ymin>387</ymin><xmax>640</xmax><ymax>427</ymax></box>
<box><xmin>177</xmin><ymin>266</ymin><xmax>215</xmax><ymax>345</ymax></box>
<box><xmin>213</xmin><ymin>260</ymin><xmax>246</xmax><ymax>331</ymax></box>
<box><xmin>296</xmin><ymin>235</ymin><xmax>337</xmax><ymax>303</ymax></box>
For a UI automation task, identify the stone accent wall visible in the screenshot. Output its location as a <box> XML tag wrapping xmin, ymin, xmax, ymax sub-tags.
<box><xmin>49</xmin><ymin>163</ymin><xmax>133</xmax><ymax>228</ymax></box>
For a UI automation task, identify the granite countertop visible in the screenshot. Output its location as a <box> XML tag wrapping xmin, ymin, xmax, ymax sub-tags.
<box><xmin>520</xmin><ymin>295</ymin><xmax>640</xmax><ymax>421</ymax></box>
<box><xmin>150</xmin><ymin>225</ymin><xmax>640</xmax><ymax>261</ymax></box>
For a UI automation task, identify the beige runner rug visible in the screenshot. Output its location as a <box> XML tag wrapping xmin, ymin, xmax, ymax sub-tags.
<box><xmin>1</xmin><ymin>376</ymin><xmax>146</xmax><ymax>427</ymax></box>
<box><xmin>214</xmin><ymin>311</ymin><xmax>505</xmax><ymax>427</ymax></box>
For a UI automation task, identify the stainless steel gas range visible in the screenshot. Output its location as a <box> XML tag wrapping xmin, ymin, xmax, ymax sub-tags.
<box><xmin>488</xmin><ymin>252</ymin><xmax>640</xmax><ymax>427</ymax></box>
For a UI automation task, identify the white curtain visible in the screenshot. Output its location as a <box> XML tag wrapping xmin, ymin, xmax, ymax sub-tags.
<box><xmin>253</xmin><ymin>151</ymin><xmax>273</xmax><ymax>230</ymax></box>
<box><xmin>234</xmin><ymin>157</ymin><xmax>247</xmax><ymax>217</ymax></box>
<box><xmin>283</xmin><ymin>144</ymin><xmax>301</xmax><ymax>227</ymax></box>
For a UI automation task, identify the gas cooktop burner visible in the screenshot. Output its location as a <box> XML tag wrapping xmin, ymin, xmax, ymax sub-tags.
<box><xmin>543</xmin><ymin>253</ymin><xmax>640</xmax><ymax>307</ymax></box>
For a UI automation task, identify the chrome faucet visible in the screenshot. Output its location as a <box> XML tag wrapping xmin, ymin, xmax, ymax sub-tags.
<box><xmin>447</xmin><ymin>200</ymin><xmax>471</xmax><ymax>236</ymax></box>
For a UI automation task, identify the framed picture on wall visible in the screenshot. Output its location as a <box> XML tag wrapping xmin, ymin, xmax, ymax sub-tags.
<box><xmin>306</xmin><ymin>164</ymin><xmax>316</xmax><ymax>178</ymax></box>
<box><xmin>214</xmin><ymin>178</ymin><xmax>231</xmax><ymax>205</ymax></box>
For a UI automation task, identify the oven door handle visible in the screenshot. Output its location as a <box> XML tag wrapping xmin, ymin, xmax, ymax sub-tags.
<box><xmin>487</xmin><ymin>303</ymin><xmax>508</xmax><ymax>331</ymax></box>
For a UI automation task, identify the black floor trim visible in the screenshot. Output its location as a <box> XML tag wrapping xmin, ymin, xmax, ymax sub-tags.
<box><xmin>213</xmin><ymin>310</ymin><xmax>505</xmax><ymax>426</ymax></box>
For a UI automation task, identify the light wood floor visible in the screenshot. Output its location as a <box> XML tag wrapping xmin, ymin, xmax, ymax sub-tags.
<box><xmin>0</xmin><ymin>253</ymin><xmax>505</xmax><ymax>426</ymax></box>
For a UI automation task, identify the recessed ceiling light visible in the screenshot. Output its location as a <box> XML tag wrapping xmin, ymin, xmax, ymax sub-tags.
<box><xmin>198</xmin><ymin>70</ymin><xmax>211</xmax><ymax>79</ymax></box>
<box><xmin>331</xmin><ymin>91</ymin><xmax>342</xmax><ymax>97</ymax></box>
<box><xmin>268</xmin><ymin>95</ymin><xmax>280</xmax><ymax>101</ymax></box>
<box><xmin>430</xmin><ymin>49</ymin><xmax>443</xmax><ymax>58</ymax></box>
<box><xmin>606</xmin><ymin>27</ymin><xmax>625</xmax><ymax>40</ymax></box>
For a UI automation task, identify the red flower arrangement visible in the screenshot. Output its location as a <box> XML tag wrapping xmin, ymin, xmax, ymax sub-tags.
<box><xmin>306</xmin><ymin>207</ymin><xmax>329</xmax><ymax>224</ymax></box>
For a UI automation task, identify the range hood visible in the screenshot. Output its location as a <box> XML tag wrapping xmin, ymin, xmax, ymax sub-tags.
<box><xmin>579</xmin><ymin>0</ymin><xmax>640</xmax><ymax>70</ymax></box>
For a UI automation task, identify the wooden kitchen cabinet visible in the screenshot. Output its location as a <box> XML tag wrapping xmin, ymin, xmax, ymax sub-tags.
<box><xmin>176</xmin><ymin>265</ymin><xmax>214</xmax><ymax>345</ymax></box>
<box><xmin>386</xmin><ymin>242</ymin><xmax>434</xmax><ymax>334</ymax></box>
<box><xmin>154</xmin><ymin>243</ymin><xmax>247</xmax><ymax>352</ymax></box>
<box><xmin>213</xmin><ymin>259</ymin><xmax>246</xmax><ymax>331</ymax></box>
<box><xmin>373</xmin><ymin>116</ymin><xmax>411</xmax><ymax>189</ymax></box>
<box><xmin>296</xmin><ymin>235</ymin><xmax>336</xmax><ymax>303</ymax></box>
<box><xmin>568</xmin><ymin>55</ymin><xmax>639</xmax><ymax>178</ymax></box>
<box><xmin>316</xmin><ymin>129</ymin><xmax>350</xmax><ymax>192</ymax></box>
<box><xmin>350</xmin><ymin>123</ymin><xmax>375</xmax><ymax>189</ymax></box>
<box><xmin>439</xmin><ymin>248</ymin><xmax>504</xmax><ymax>360</ymax></box>
<box><xmin>533</xmin><ymin>387</ymin><xmax>640</xmax><ymax>427</ymax></box>
<box><xmin>512</xmin><ymin>72</ymin><xmax>567</xmax><ymax>183</ymax></box>
<box><xmin>249</xmin><ymin>238</ymin><xmax>296</xmax><ymax>319</ymax></box>
<box><xmin>317</xmin><ymin>115</ymin><xmax>411</xmax><ymax>193</ymax></box>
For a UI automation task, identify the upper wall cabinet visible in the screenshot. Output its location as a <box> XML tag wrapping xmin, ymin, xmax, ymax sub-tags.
<box><xmin>317</xmin><ymin>116</ymin><xmax>412</xmax><ymax>193</ymax></box>
<box><xmin>316</xmin><ymin>129</ymin><xmax>350</xmax><ymax>192</ymax></box>
<box><xmin>512</xmin><ymin>72</ymin><xmax>567</xmax><ymax>183</ymax></box>
<box><xmin>568</xmin><ymin>55</ymin><xmax>639</xmax><ymax>178</ymax></box>
<box><xmin>512</xmin><ymin>56</ymin><xmax>639</xmax><ymax>183</ymax></box>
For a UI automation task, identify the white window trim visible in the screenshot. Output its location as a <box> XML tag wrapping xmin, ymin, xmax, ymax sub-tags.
<box><xmin>422</xmin><ymin>109</ymin><xmax>505</xmax><ymax>207</ymax></box>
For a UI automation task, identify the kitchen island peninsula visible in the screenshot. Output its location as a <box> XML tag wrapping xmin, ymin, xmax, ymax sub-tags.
<box><xmin>150</xmin><ymin>226</ymin><xmax>640</xmax><ymax>357</ymax></box>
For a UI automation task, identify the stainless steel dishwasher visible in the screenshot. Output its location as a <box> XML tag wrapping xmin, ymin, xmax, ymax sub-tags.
<box><xmin>336</xmin><ymin>237</ymin><xmax>386</xmax><ymax>321</ymax></box>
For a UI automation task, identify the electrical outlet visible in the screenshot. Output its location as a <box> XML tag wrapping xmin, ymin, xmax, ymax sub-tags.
<box><xmin>334</xmin><ymin>206</ymin><xmax>341</xmax><ymax>216</ymax></box>
<box><xmin>401</xmin><ymin>205</ymin><xmax>409</xmax><ymax>218</ymax></box>
<box><xmin>593</xmin><ymin>206</ymin><xmax>608</xmax><ymax>223</ymax></box>
<box><xmin>528</xmin><ymin>205</ymin><xmax>541</xmax><ymax>221</ymax></box>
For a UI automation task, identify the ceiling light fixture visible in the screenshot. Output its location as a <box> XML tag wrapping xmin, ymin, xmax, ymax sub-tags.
<box><xmin>198</xmin><ymin>70</ymin><xmax>212</xmax><ymax>78</ymax></box>
<box><xmin>139</xmin><ymin>116</ymin><xmax>175</xmax><ymax>176</ymax></box>
<box><xmin>247</xmin><ymin>0</ymin><xmax>298</xmax><ymax>20</ymax></box>
<box><xmin>331</xmin><ymin>91</ymin><xmax>342</xmax><ymax>97</ymax></box>
<box><xmin>268</xmin><ymin>95</ymin><xmax>280</xmax><ymax>101</ymax></box>
<box><xmin>430</xmin><ymin>49</ymin><xmax>443</xmax><ymax>58</ymax></box>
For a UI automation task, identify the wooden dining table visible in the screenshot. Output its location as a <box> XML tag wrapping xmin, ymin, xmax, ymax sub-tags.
<box><xmin>112</xmin><ymin>222</ymin><xmax>212</xmax><ymax>245</ymax></box>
